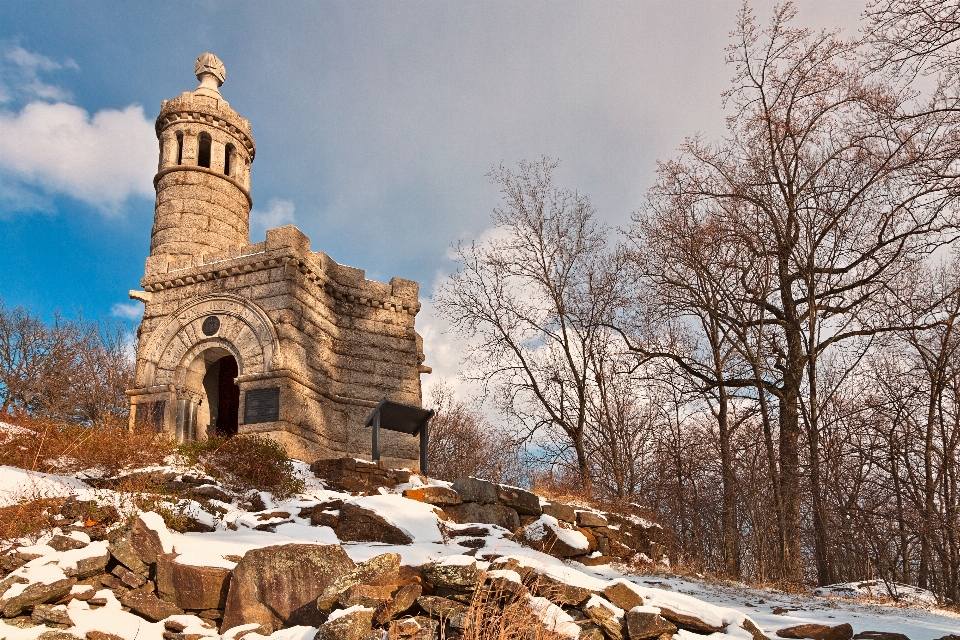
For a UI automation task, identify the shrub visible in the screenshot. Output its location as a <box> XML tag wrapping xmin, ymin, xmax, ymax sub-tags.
<box><xmin>0</xmin><ymin>416</ymin><xmax>176</xmax><ymax>476</ymax></box>
<box><xmin>184</xmin><ymin>435</ymin><xmax>304</xmax><ymax>500</ymax></box>
<box><xmin>0</xmin><ymin>496</ymin><xmax>66</xmax><ymax>543</ymax></box>
<box><xmin>457</xmin><ymin>575</ymin><xmax>570</xmax><ymax>640</ymax></box>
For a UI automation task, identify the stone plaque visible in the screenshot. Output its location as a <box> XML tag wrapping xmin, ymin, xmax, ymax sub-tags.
<box><xmin>244</xmin><ymin>387</ymin><xmax>280</xmax><ymax>424</ymax></box>
<box><xmin>202</xmin><ymin>315</ymin><xmax>221</xmax><ymax>336</ymax></box>
<box><xmin>135</xmin><ymin>400</ymin><xmax>165</xmax><ymax>432</ymax></box>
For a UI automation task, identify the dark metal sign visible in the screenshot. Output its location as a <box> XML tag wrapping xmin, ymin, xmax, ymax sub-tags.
<box><xmin>202</xmin><ymin>315</ymin><xmax>221</xmax><ymax>336</ymax></box>
<box><xmin>244</xmin><ymin>387</ymin><xmax>280</xmax><ymax>424</ymax></box>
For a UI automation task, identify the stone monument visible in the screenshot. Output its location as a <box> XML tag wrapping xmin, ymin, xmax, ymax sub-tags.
<box><xmin>125</xmin><ymin>54</ymin><xmax>431</xmax><ymax>468</ymax></box>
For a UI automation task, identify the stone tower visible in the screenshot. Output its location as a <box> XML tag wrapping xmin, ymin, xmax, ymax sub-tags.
<box><xmin>126</xmin><ymin>54</ymin><xmax>429</xmax><ymax>468</ymax></box>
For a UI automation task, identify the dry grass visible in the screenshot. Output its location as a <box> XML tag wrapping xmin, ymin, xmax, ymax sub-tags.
<box><xmin>0</xmin><ymin>416</ymin><xmax>176</xmax><ymax>477</ymax></box>
<box><xmin>453</xmin><ymin>579</ymin><xmax>570</xmax><ymax>640</ymax></box>
<box><xmin>0</xmin><ymin>495</ymin><xmax>66</xmax><ymax>543</ymax></box>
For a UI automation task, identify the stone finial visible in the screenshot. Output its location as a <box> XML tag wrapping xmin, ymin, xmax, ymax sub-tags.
<box><xmin>194</xmin><ymin>53</ymin><xmax>226</xmax><ymax>87</ymax></box>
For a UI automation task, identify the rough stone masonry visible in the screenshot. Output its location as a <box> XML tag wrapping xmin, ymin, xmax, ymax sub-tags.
<box><xmin>125</xmin><ymin>53</ymin><xmax>431</xmax><ymax>468</ymax></box>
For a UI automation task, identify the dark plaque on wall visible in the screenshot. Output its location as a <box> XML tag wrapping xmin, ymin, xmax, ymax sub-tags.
<box><xmin>202</xmin><ymin>315</ymin><xmax>221</xmax><ymax>336</ymax></box>
<box><xmin>244</xmin><ymin>387</ymin><xmax>281</xmax><ymax>424</ymax></box>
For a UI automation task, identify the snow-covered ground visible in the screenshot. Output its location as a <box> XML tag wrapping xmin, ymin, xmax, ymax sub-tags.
<box><xmin>0</xmin><ymin>461</ymin><xmax>958</xmax><ymax>639</ymax></box>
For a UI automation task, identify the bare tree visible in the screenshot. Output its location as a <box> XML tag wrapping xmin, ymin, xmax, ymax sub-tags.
<box><xmin>435</xmin><ymin>158</ymin><xmax>627</xmax><ymax>493</ymax></box>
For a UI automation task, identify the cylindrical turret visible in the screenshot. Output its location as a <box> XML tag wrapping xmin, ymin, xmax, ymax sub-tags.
<box><xmin>150</xmin><ymin>53</ymin><xmax>256</xmax><ymax>260</ymax></box>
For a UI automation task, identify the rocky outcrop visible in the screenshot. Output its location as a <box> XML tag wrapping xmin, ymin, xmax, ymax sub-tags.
<box><xmin>221</xmin><ymin>543</ymin><xmax>355</xmax><ymax>633</ymax></box>
<box><xmin>625</xmin><ymin>610</ymin><xmax>678</xmax><ymax>640</ymax></box>
<box><xmin>156</xmin><ymin>554</ymin><xmax>232</xmax><ymax>610</ymax></box>
<box><xmin>312</xmin><ymin>458</ymin><xmax>412</xmax><ymax>493</ymax></box>
<box><xmin>777</xmin><ymin>624</ymin><xmax>854</xmax><ymax>640</ymax></box>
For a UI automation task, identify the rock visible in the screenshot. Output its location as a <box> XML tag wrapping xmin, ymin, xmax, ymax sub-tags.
<box><xmin>165</xmin><ymin>621</ymin><xmax>187</xmax><ymax>632</ymax></box>
<box><xmin>532</xmin><ymin>572</ymin><xmax>594</xmax><ymax>606</ymax></box>
<box><xmin>31</xmin><ymin>603</ymin><xmax>73</xmax><ymax>626</ymax></box>
<box><xmin>743</xmin><ymin>618</ymin><xmax>772</xmax><ymax>640</ymax></box>
<box><xmin>120</xmin><ymin>589</ymin><xmax>184</xmax><ymax>621</ymax></box>
<box><xmin>488</xmin><ymin>558</ymin><xmax>536</xmax><ymax>582</ymax></box>
<box><xmin>318</xmin><ymin>607</ymin><xmax>375</xmax><ymax>640</ymax></box>
<box><xmin>335</xmin><ymin>504</ymin><xmax>413</xmax><ymax>545</ymax></box>
<box><xmin>1</xmin><ymin>577</ymin><xmax>76</xmax><ymax>617</ymax></box>
<box><xmin>375</xmin><ymin>584</ymin><xmax>422</xmax><ymax>625</ymax></box>
<box><xmin>0</xmin><ymin>551</ymin><xmax>41</xmax><ymax>573</ymax></box>
<box><xmin>317</xmin><ymin>553</ymin><xmax>402</xmax><ymax>611</ymax></box>
<box><xmin>516</xmin><ymin>516</ymin><xmax>590</xmax><ymax>557</ymax></box>
<box><xmin>339</xmin><ymin>584</ymin><xmax>396</xmax><ymax>608</ymax></box>
<box><xmin>580</xmin><ymin>623</ymin><xmax>606</xmax><ymax>640</ymax></box>
<box><xmin>131</xmin><ymin>515</ymin><xmax>166</xmax><ymax>566</ymax></box>
<box><xmin>422</xmin><ymin>558</ymin><xmax>484</xmax><ymax>592</ymax></box>
<box><xmin>35</xmin><ymin>632</ymin><xmax>82</xmax><ymax>640</ymax></box>
<box><xmin>777</xmin><ymin>624</ymin><xmax>854</xmax><ymax>640</ymax></box>
<box><xmin>416</xmin><ymin>595</ymin><xmax>467</xmax><ymax>618</ymax></box>
<box><xmin>403</xmin><ymin>487</ymin><xmax>462</xmax><ymax>507</ymax></box>
<box><xmin>624</xmin><ymin>610</ymin><xmax>678</xmax><ymax>640</ymax></box>
<box><xmin>312</xmin><ymin>511</ymin><xmax>341</xmax><ymax>528</ymax></box>
<box><xmin>63</xmin><ymin>548</ymin><xmax>109</xmax><ymax>579</ymax></box>
<box><xmin>658</xmin><ymin>606</ymin><xmax>725</xmax><ymax>634</ymax></box>
<box><xmin>577</xmin><ymin>511</ymin><xmax>608</xmax><ymax>528</ymax></box>
<box><xmin>388</xmin><ymin>616</ymin><xmax>439</xmax><ymax>640</ymax></box>
<box><xmin>112</xmin><ymin>565</ymin><xmax>147</xmax><ymax>589</ymax></box>
<box><xmin>853</xmin><ymin>634</ymin><xmax>910</xmax><ymax>640</ymax></box>
<box><xmin>495</xmin><ymin>485</ymin><xmax>541</xmax><ymax>516</ymax></box>
<box><xmin>110</xmin><ymin>532</ymin><xmax>149</xmax><ymax>576</ymax></box>
<box><xmin>86</xmin><ymin>632</ymin><xmax>126</xmax><ymax>640</ymax></box>
<box><xmin>156</xmin><ymin>553</ymin><xmax>232</xmax><ymax>610</ymax></box>
<box><xmin>221</xmin><ymin>543</ymin><xmax>354</xmax><ymax>633</ymax></box>
<box><xmin>541</xmin><ymin>501</ymin><xmax>577</xmax><ymax>523</ymax></box>
<box><xmin>444</xmin><ymin>503</ymin><xmax>520</xmax><ymax>531</ymax></box>
<box><xmin>450</xmin><ymin>477</ymin><xmax>498</xmax><ymax>504</ymax></box>
<box><xmin>48</xmin><ymin>535</ymin><xmax>87</xmax><ymax>552</ymax></box>
<box><xmin>584</xmin><ymin>596</ymin><xmax>625</xmax><ymax>640</ymax></box>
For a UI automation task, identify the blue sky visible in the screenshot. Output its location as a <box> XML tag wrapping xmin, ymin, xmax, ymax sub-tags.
<box><xmin>0</xmin><ymin>1</ymin><xmax>863</xmax><ymax>379</ymax></box>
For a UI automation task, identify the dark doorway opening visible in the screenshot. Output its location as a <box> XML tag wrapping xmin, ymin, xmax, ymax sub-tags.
<box><xmin>216</xmin><ymin>356</ymin><xmax>240</xmax><ymax>436</ymax></box>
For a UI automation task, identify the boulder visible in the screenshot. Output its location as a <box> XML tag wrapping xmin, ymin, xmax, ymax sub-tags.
<box><xmin>577</xmin><ymin>511</ymin><xmax>608</xmax><ymax>528</ymax></box>
<box><xmin>658</xmin><ymin>606</ymin><xmax>725</xmax><ymax>634</ymax></box>
<box><xmin>450</xmin><ymin>477</ymin><xmax>498</xmax><ymax>504</ymax></box>
<box><xmin>743</xmin><ymin>618</ymin><xmax>772</xmax><ymax>640</ymax></box>
<box><xmin>1</xmin><ymin>577</ymin><xmax>76</xmax><ymax>617</ymax></box>
<box><xmin>156</xmin><ymin>554</ymin><xmax>232</xmax><ymax>610</ymax></box>
<box><xmin>221</xmin><ymin>543</ymin><xmax>355</xmax><ymax>633</ymax></box>
<box><xmin>416</xmin><ymin>595</ymin><xmax>467</xmax><ymax>619</ymax></box>
<box><xmin>495</xmin><ymin>485</ymin><xmax>542</xmax><ymax>516</ymax></box>
<box><xmin>110</xmin><ymin>532</ymin><xmax>150</xmax><ymax>576</ymax></box>
<box><xmin>339</xmin><ymin>584</ymin><xmax>396</xmax><ymax>608</ymax></box>
<box><xmin>375</xmin><ymin>584</ymin><xmax>421</xmax><ymax>625</ymax></box>
<box><xmin>444</xmin><ymin>503</ymin><xmax>520</xmax><ymax>531</ymax></box>
<box><xmin>388</xmin><ymin>616</ymin><xmax>439</xmax><ymax>640</ymax></box>
<box><xmin>852</xmin><ymin>635</ymin><xmax>909</xmax><ymax>640</ymax></box>
<box><xmin>48</xmin><ymin>535</ymin><xmax>87</xmax><ymax>552</ymax></box>
<box><xmin>516</xmin><ymin>516</ymin><xmax>590</xmax><ymax>557</ymax></box>
<box><xmin>119</xmin><ymin>589</ymin><xmax>184</xmax><ymax>621</ymax></box>
<box><xmin>317</xmin><ymin>553</ymin><xmax>402</xmax><ymax>611</ymax></box>
<box><xmin>532</xmin><ymin>572</ymin><xmax>594</xmax><ymax>606</ymax></box>
<box><xmin>63</xmin><ymin>548</ymin><xmax>109</xmax><ymax>579</ymax></box>
<box><xmin>112</xmin><ymin>565</ymin><xmax>147</xmax><ymax>589</ymax></box>
<box><xmin>312</xmin><ymin>511</ymin><xmax>341</xmax><ymax>528</ymax></box>
<box><xmin>31</xmin><ymin>603</ymin><xmax>73</xmax><ymax>627</ymax></box>
<box><xmin>580</xmin><ymin>623</ymin><xmax>606</xmax><ymax>640</ymax></box>
<box><xmin>541</xmin><ymin>501</ymin><xmax>577</xmax><ymax>523</ymax></box>
<box><xmin>403</xmin><ymin>487</ymin><xmax>462</xmax><ymax>507</ymax></box>
<box><xmin>85</xmin><ymin>632</ymin><xmax>126</xmax><ymax>640</ymax></box>
<box><xmin>422</xmin><ymin>557</ymin><xmax>484</xmax><ymax>592</ymax></box>
<box><xmin>335</xmin><ymin>504</ymin><xmax>413</xmax><ymax>545</ymax></box>
<box><xmin>777</xmin><ymin>625</ymin><xmax>853</xmax><ymax>640</ymax></box>
<box><xmin>624</xmin><ymin>610</ymin><xmax>678</xmax><ymax>640</ymax></box>
<box><xmin>319</xmin><ymin>606</ymin><xmax>375</xmax><ymax>640</ymax></box>
<box><xmin>584</xmin><ymin>596</ymin><xmax>625</xmax><ymax>640</ymax></box>
<box><xmin>131</xmin><ymin>515</ymin><xmax>166</xmax><ymax>566</ymax></box>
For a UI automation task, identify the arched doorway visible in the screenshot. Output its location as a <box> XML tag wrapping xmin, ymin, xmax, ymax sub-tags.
<box><xmin>179</xmin><ymin>347</ymin><xmax>241</xmax><ymax>442</ymax></box>
<box><xmin>206</xmin><ymin>354</ymin><xmax>239</xmax><ymax>437</ymax></box>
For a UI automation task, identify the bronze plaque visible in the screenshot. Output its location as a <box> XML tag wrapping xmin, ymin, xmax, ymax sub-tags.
<box><xmin>244</xmin><ymin>387</ymin><xmax>280</xmax><ymax>424</ymax></box>
<box><xmin>202</xmin><ymin>315</ymin><xmax>220</xmax><ymax>336</ymax></box>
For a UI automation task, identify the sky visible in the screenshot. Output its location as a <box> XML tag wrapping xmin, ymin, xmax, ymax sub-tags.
<box><xmin>0</xmin><ymin>0</ymin><xmax>865</xmax><ymax>386</ymax></box>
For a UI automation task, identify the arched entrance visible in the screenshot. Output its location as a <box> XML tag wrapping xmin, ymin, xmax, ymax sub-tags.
<box><xmin>179</xmin><ymin>346</ymin><xmax>241</xmax><ymax>442</ymax></box>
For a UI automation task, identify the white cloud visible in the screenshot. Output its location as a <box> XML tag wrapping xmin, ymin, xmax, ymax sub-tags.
<box><xmin>0</xmin><ymin>101</ymin><xmax>156</xmax><ymax>212</ymax></box>
<box><xmin>0</xmin><ymin>45</ymin><xmax>76</xmax><ymax>105</ymax></box>
<box><xmin>111</xmin><ymin>301</ymin><xmax>144</xmax><ymax>320</ymax></box>
<box><xmin>250</xmin><ymin>198</ymin><xmax>296</xmax><ymax>238</ymax></box>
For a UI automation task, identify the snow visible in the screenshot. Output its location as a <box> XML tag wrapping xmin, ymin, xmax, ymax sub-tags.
<box><xmin>0</xmin><ymin>464</ymin><xmax>94</xmax><ymax>507</ymax></box>
<box><xmin>139</xmin><ymin>511</ymin><xmax>175</xmax><ymax>553</ymax></box>
<box><xmin>439</xmin><ymin>554</ymin><xmax>477</xmax><ymax>566</ymax></box>
<box><xmin>813</xmin><ymin>580</ymin><xmax>939</xmax><ymax>606</ymax></box>
<box><xmin>527</xmin><ymin>596</ymin><xmax>580</xmax><ymax>638</ymax></box>
<box><xmin>327</xmin><ymin>604</ymin><xmax>374</xmax><ymax>622</ymax></box>
<box><xmin>488</xmin><ymin>569</ymin><xmax>523</xmax><ymax>583</ymax></box>
<box><xmin>347</xmin><ymin>494</ymin><xmax>444</xmax><ymax>543</ymax></box>
<box><xmin>523</xmin><ymin>514</ymin><xmax>589</xmax><ymax>551</ymax></box>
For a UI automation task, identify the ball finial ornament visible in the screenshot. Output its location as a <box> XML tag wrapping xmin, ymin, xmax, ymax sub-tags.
<box><xmin>194</xmin><ymin>53</ymin><xmax>226</xmax><ymax>86</ymax></box>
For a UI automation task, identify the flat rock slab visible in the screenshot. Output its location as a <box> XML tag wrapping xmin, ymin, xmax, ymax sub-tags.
<box><xmin>533</xmin><ymin>572</ymin><xmax>595</xmax><ymax>606</ymax></box>
<box><xmin>335</xmin><ymin>503</ymin><xmax>413</xmax><ymax>545</ymax></box>
<box><xmin>318</xmin><ymin>606</ymin><xmax>375</xmax><ymax>640</ymax></box>
<box><xmin>156</xmin><ymin>553</ymin><xmax>232</xmax><ymax>610</ymax></box>
<box><xmin>777</xmin><ymin>624</ymin><xmax>854</xmax><ymax>640</ymax></box>
<box><xmin>221</xmin><ymin>543</ymin><xmax>355</xmax><ymax>633</ymax></box>
<box><xmin>403</xmin><ymin>487</ymin><xmax>462</xmax><ymax>506</ymax></box>
<box><xmin>444</xmin><ymin>502</ymin><xmax>520</xmax><ymax>531</ymax></box>
<box><xmin>375</xmin><ymin>584</ymin><xmax>421</xmax><ymax>625</ymax></box>
<box><xmin>318</xmin><ymin>553</ymin><xmax>402</xmax><ymax>611</ymax></box>
<box><xmin>624</xmin><ymin>610</ymin><xmax>678</xmax><ymax>640</ymax></box>
<box><xmin>451</xmin><ymin>477</ymin><xmax>498</xmax><ymax>504</ymax></box>
<box><xmin>495</xmin><ymin>485</ymin><xmax>542</xmax><ymax>516</ymax></box>
<box><xmin>1</xmin><ymin>577</ymin><xmax>76</xmax><ymax>617</ymax></box>
<box><xmin>659</xmin><ymin>606</ymin><xmax>725</xmax><ymax>634</ymax></box>
<box><xmin>120</xmin><ymin>589</ymin><xmax>183</xmax><ymax>622</ymax></box>
<box><xmin>541</xmin><ymin>501</ymin><xmax>577</xmax><ymax>523</ymax></box>
<box><xmin>577</xmin><ymin>511</ymin><xmax>609</xmax><ymax>528</ymax></box>
<box><xmin>853</xmin><ymin>634</ymin><xmax>911</xmax><ymax>640</ymax></box>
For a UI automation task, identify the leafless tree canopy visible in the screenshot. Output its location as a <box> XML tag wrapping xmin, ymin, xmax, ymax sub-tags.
<box><xmin>436</xmin><ymin>1</ymin><xmax>960</xmax><ymax>601</ymax></box>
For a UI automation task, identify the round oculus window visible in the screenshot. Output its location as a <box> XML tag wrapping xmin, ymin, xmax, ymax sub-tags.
<box><xmin>201</xmin><ymin>315</ymin><xmax>221</xmax><ymax>336</ymax></box>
